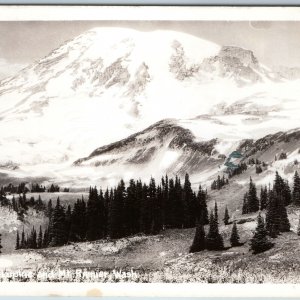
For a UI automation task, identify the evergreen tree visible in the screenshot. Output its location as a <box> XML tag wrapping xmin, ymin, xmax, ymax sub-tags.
<box><xmin>206</xmin><ymin>210</ymin><xmax>224</xmax><ymax>250</ymax></box>
<box><xmin>27</xmin><ymin>226</ymin><xmax>37</xmax><ymax>249</ymax></box>
<box><xmin>283</xmin><ymin>180</ymin><xmax>292</xmax><ymax>206</ymax></box>
<box><xmin>266</xmin><ymin>176</ymin><xmax>290</xmax><ymax>237</ymax></box>
<box><xmin>140</xmin><ymin>183</ymin><xmax>149</xmax><ymax>234</ymax></box>
<box><xmin>0</xmin><ymin>233</ymin><xmax>3</xmax><ymax>254</ymax></box>
<box><xmin>242</xmin><ymin>192</ymin><xmax>249</xmax><ymax>214</ymax></box>
<box><xmin>223</xmin><ymin>206</ymin><xmax>230</xmax><ymax>225</ymax></box>
<box><xmin>69</xmin><ymin>199</ymin><xmax>87</xmax><ymax>242</ymax></box>
<box><xmin>125</xmin><ymin>179</ymin><xmax>139</xmax><ymax>235</ymax></box>
<box><xmin>292</xmin><ymin>171</ymin><xmax>300</xmax><ymax>205</ymax></box>
<box><xmin>161</xmin><ymin>175</ymin><xmax>169</xmax><ymax>228</ymax></box>
<box><xmin>109</xmin><ymin>184</ymin><xmax>124</xmax><ymax>239</ymax></box>
<box><xmin>168</xmin><ymin>178</ymin><xmax>175</xmax><ymax>227</ymax></box>
<box><xmin>147</xmin><ymin>177</ymin><xmax>156</xmax><ymax>234</ymax></box>
<box><xmin>12</xmin><ymin>196</ymin><xmax>17</xmax><ymax>212</ymax></box>
<box><xmin>37</xmin><ymin>226</ymin><xmax>43</xmax><ymax>249</ymax></box>
<box><xmin>182</xmin><ymin>173</ymin><xmax>196</xmax><ymax>228</ymax></box>
<box><xmin>297</xmin><ymin>214</ymin><xmax>300</xmax><ymax>236</ymax></box>
<box><xmin>248</xmin><ymin>177</ymin><xmax>259</xmax><ymax>212</ymax></box>
<box><xmin>173</xmin><ymin>176</ymin><xmax>184</xmax><ymax>228</ymax></box>
<box><xmin>42</xmin><ymin>226</ymin><xmax>50</xmax><ymax>248</ymax></box>
<box><xmin>46</xmin><ymin>199</ymin><xmax>53</xmax><ymax>218</ymax></box>
<box><xmin>35</xmin><ymin>195</ymin><xmax>45</xmax><ymax>211</ymax></box>
<box><xmin>135</xmin><ymin>180</ymin><xmax>143</xmax><ymax>231</ymax></box>
<box><xmin>214</xmin><ymin>202</ymin><xmax>218</xmax><ymax>223</ymax></box>
<box><xmin>274</xmin><ymin>171</ymin><xmax>291</xmax><ymax>206</ymax></box>
<box><xmin>103</xmin><ymin>189</ymin><xmax>110</xmax><ymax>237</ymax></box>
<box><xmin>230</xmin><ymin>222</ymin><xmax>240</xmax><ymax>247</ymax></box>
<box><xmin>15</xmin><ymin>230</ymin><xmax>20</xmax><ymax>250</ymax></box>
<box><xmin>151</xmin><ymin>185</ymin><xmax>163</xmax><ymax>234</ymax></box>
<box><xmin>189</xmin><ymin>223</ymin><xmax>206</xmax><ymax>253</ymax></box>
<box><xmin>260</xmin><ymin>186</ymin><xmax>268</xmax><ymax>210</ymax></box>
<box><xmin>49</xmin><ymin>198</ymin><xmax>67</xmax><ymax>247</ymax></box>
<box><xmin>64</xmin><ymin>205</ymin><xmax>72</xmax><ymax>241</ymax></box>
<box><xmin>250</xmin><ymin>213</ymin><xmax>273</xmax><ymax>254</ymax></box>
<box><xmin>278</xmin><ymin>193</ymin><xmax>291</xmax><ymax>233</ymax></box>
<box><xmin>20</xmin><ymin>227</ymin><xmax>25</xmax><ymax>249</ymax></box>
<box><xmin>266</xmin><ymin>190</ymin><xmax>281</xmax><ymax>238</ymax></box>
<box><xmin>86</xmin><ymin>187</ymin><xmax>105</xmax><ymax>241</ymax></box>
<box><xmin>197</xmin><ymin>185</ymin><xmax>209</xmax><ymax>225</ymax></box>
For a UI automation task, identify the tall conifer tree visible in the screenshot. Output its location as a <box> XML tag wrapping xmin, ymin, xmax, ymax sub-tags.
<box><xmin>197</xmin><ymin>185</ymin><xmax>209</xmax><ymax>225</ymax></box>
<box><xmin>230</xmin><ymin>222</ymin><xmax>240</xmax><ymax>247</ymax></box>
<box><xmin>206</xmin><ymin>209</ymin><xmax>224</xmax><ymax>250</ymax></box>
<box><xmin>49</xmin><ymin>198</ymin><xmax>67</xmax><ymax>247</ymax></box>
<box><xmin>15</xmin><ymin>230</ymin><xmax>20</xmax><ymax>250</ymax></box>
<box><xmin>37</xmin><ymin>226</ymin><xmax>43</xmax><ymax>249</ymax></box>
<box><xmin>190</xmin><ymin>223</ymin><xmax>206</xmax><ymax>253</ymax></box>
<box><xmin>293</xmin><ymin>171</ymin><xmax>300</xmax><ymax>205</ymax></box>
<box><xmin>223</xmin><ymin>206</ymin><xmax>230</xmax><ymax>225</ymax></box>
<box><xmin>250</xmin><ymin>213</ymin><xmax>273</xmax><ymax>254</ymax></box>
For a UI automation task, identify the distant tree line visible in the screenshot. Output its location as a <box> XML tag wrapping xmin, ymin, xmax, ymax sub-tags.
<box><xmin>0</xmin><ymin>191</ymin><xmax>46</xmax><ymax>221</ymax></box>
<box><xmin>0</xmin><ymin>182</ymin><xmax>68</xmax><ymax>195</ymax></box>
<box><xmin>1</xmin><ymin>183</ymin><xmax>29</xmax><ymax>194</ymax></box>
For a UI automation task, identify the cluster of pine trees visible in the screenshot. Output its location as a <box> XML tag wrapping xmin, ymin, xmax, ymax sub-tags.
<box><xmin>228</xmin><ymin>163</ymin><xmax>247</xmax><ymax>178</ymax></box>
<box><xmin>243</xmin><ymin>173</ymin><xmax>291</xmax><ymax>237</ymax></box>
<box><xmin>0</xmin><ymin>182</ymin><xmax>65</xmax><ymax>196</ymax></box>
<box><xmin>248</xmin><ymin>158</ymin><xmax>261</xmax><ymax>165</ymax></box>
<box><xmin>31</xmin><ymin>184</ymin><xmax>46</xmax><ymax>193</ymax></box>
<box><xmin>190</xmin><ymin>203</ymin><xmax>241</xmax><ymax>252</ymax></box>
<box><xmin>247</xmin><ymin>157</ymin><xmax>267</xmax><ymax>174</ymax></box>
<box><xmin>47</xmin><ymin>184</ymin><xmax>60</xmax><ymax>193</ymax></box>
<box><xmin>211</xmin><ymin>175</ymin><xmax>229</xmax><ymax>190</ymax></box>
<box><xmin>16</xmin><ymin>226</ymin><xmax>44</xmax><ymax>250</ymax></box>
<box><xmin>0</xmin><ymin>191</ymin><xmax>46</xmax><ymax>221</ymax></box>
<box><xmin>16</xmin><ymin>174</ymin><xmax>210</xmax><ymax>249</ymax></box>
<box><xmin>242</xmin><ymin>177</ymin><xmax>260</xmax><ymax>214</ymax></box>
<box><xmin>1</xmin><ymin>183</ymin><xmax>28</xmax><ymax>194</ymax></box>
<box><xmin>246</xmin><ymin>172</ymin><xmax>295</xmax><ymax>253</ymax></box>
<box><xmin>244</xmin><ymin>171</ymin><xmax>299</xmax><ymax>214</ymax></box>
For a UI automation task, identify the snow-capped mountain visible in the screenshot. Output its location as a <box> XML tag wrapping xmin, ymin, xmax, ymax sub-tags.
<box><xmin>0</xmin><ymin>27</ymin><xmax>300</xmax><ymax>186</ymax></box>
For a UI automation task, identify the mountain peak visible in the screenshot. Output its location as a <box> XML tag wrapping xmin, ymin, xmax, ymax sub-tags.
<box><xmin>218</xmin><ymin>46</ymin><xmax>258</xmax><ymax>67</ymax></box>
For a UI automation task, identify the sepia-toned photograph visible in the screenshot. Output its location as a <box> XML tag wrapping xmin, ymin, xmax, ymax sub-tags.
<box><xmin>0</xmin><ymin>5</ymin><xmax>299</xmax><ymax>295</ymax></box>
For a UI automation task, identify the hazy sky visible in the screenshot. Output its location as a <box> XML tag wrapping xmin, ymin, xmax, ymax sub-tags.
<box><xmin>0</xmin><ymin>21</ymin><xmax>300</xmax><ymax>78</ymax></box>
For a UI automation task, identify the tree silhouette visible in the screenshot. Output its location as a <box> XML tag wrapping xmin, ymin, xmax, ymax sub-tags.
<box><xmin>230</xmin><ymin>222</ymin><xmax>240</xmax><ymax>247</ymax></box>
<box><xmin>223</xmin><ymin>206</ymin><xmax>230</xmax><ymax>225</ymax></box>
<box><xmin>189</xmin><ymin>223</ymin><xmax>206</xmax><ymax>253</ymax></box>
<box><xmin>250</xmin><ymin>213</ymin><xmax>273</xmax><ymax>254</ymax></box>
